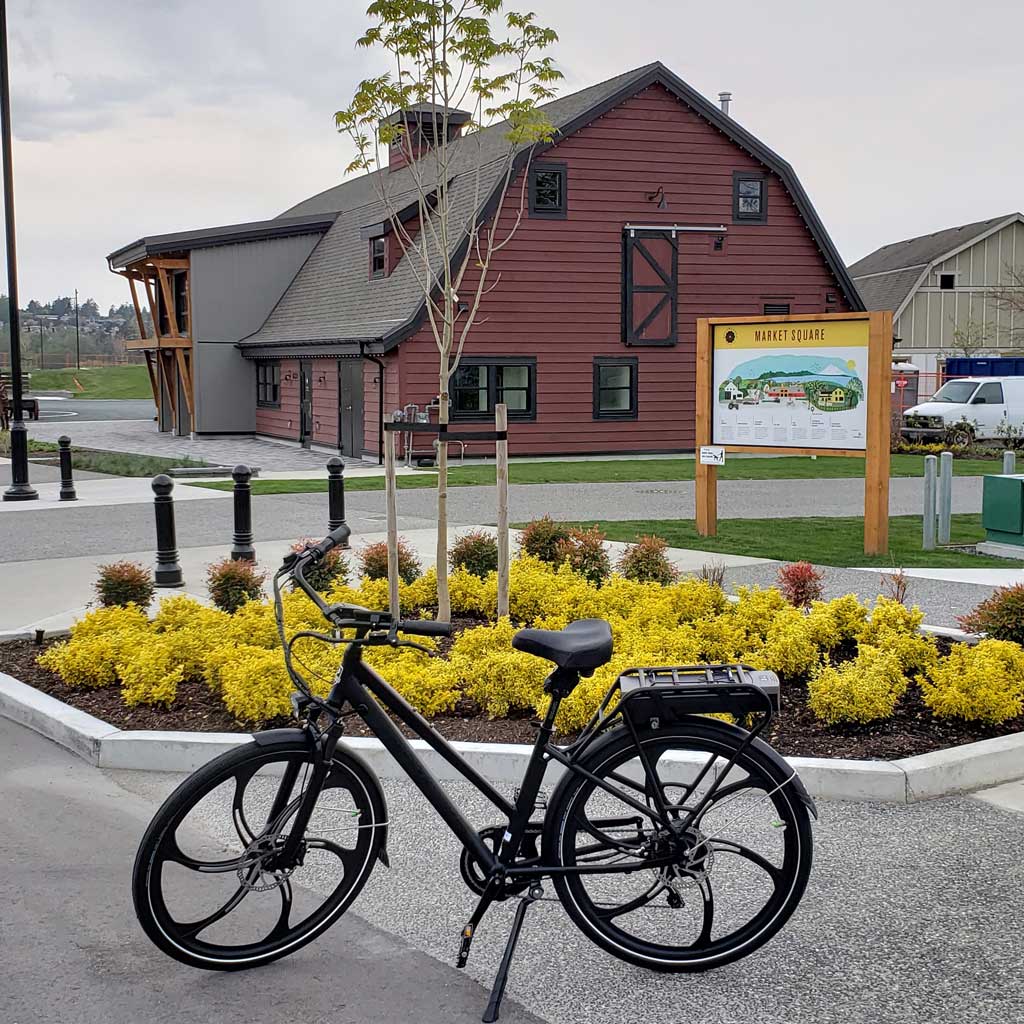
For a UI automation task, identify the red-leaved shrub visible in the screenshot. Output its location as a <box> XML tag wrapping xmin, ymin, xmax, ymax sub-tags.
<box><xmin>777</xmin><ymin>561</ymin><xmax>824</xmax><ymax>608</ymax></box>
<box><xmin>616</xmin><ymin>535</ymin><xmax>679</xmax><ymax>585</ymax></box>
<box><xmin>518</xmin><ymin>516</ymin><xmax>572</xmax><ymax>564</ymax></box>
<box><xmin>554</xmin><ymin>526</ymin><xmax>612</xmax><ymax>585</ymax></box>
<box><xmin>93</xmin><ymin>560</ymin><xmax>155</xmax><ymax>609</ymax></box>
<box><xmin>359</xmin><ymin>539</ymin><xmax>422</xmax><ymax>584</ymax></box>
<box><xmin>206</xmin><ymin>558</ymin><xmax>266</xmax><ymax>613</ymax></box>
<box><xmin>449</xmin><ymin>530</ymin><xmax>498</xmax><ymax>579</ymax></box>
<box><xmin>959</xmin><ymin>584</ymin><xmax>1024</xmax><ymax>645</ymax></box>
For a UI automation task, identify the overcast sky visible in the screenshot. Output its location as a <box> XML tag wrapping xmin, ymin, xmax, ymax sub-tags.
<box><xmin>3</xmin><ymin>0</ymin><xmax>1021</xmax><ymax>310</ymax></box>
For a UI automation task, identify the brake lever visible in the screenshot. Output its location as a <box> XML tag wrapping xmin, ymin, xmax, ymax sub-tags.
<box><xmin>386</xmin><ymin>629</ymin><xmax>434</xmax><ymax>656</ymax></box>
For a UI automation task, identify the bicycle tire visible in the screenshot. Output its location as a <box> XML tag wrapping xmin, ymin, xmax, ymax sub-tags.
<box><xmin>542</xmin><ymin>717</ymin><xmax>812</xmax><ymax>972</ymax></box>
<box><xmin>133</xmin><ymin>734</ymin><xmax>386</xmax><ymax>971</ymax></box>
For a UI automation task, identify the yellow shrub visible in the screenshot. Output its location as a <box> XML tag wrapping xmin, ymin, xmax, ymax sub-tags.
<box><xmin>859</xmin><ymin>597</ymin><xmax>924</xmax><ymax>644</ymax></box>
<box><xmin>449</xmin><ymin>618</ymin><xmax>549</xmax><ymax>717</ymax></box>
<box><xmin>120</xmin><ymin>635</ymin><xmax>186</xmax><ymax>707</ymax></box>
<box><xmin>449</xmin><ymin>568</ymin><xmax>489</xmax><ymax>616</ymax></box>
<box><xmin>364</xmin><ymin>642</ymin><xmax>460</xmax><ymax>717</ymax></box>
<box><xmin>919</xmin><ymin>639</ymin><xmax>1024</xmax><ymax>724</ymax></box>
<box><xmin>807</xmin><ymin>646</ymin><xmax>908</xmax><ymax>724</ymax></box>
<box><xmin>220</xmin><ymin>645</ymin><xmax>294</xmax><ymax>723</ymax></box>
<box><xmin>401</xmin><ymin>567</ymin><xmax>438</xmax><ymax>614</ymax></box>
<box><xmin>662</xmin><ymin>578</ymin><xmax>730</xmax><ymax>623</ymax></box>
<box><xmin>747</xmin><ymin>607</ymin><xmax>821</xmax><ymax>679</ymax></box>
<box><xmin>805</xmin><ymin>594</ymin><xmax>869</xmax><ymax>652</ymax></box>
<box><xmin>733</xmin><ymin>587</ymin><xmax>788</xmax><ymax>641</ymax></box>
<box><xmin>38</xmin><ymin>605</ymin><xmax>150</xmax><ymax>688</ymax></box>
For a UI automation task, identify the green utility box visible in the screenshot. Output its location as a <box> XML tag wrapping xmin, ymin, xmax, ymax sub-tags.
<box><xmin>982</xmin><ymin>474</ymin><xmax>1024</xmax><ymax>546</ymax></box>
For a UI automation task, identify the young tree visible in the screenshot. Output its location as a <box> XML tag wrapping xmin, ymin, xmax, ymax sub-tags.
<box><xmin>988</xmin><ymin>264</ymin><xmax>1024</xmax><ymax>346</ymax></box>
<box><xmin>948</xmin><ymin>314</ymin><xmax>994</xmax><ymax>358</ymax></box>
<box><xmin>335</xmin><ymin>0</ymin><xmax>561</xmax><ymax>620</ymax></box>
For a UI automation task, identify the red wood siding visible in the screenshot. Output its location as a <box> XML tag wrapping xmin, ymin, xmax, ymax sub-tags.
<box><xmin>394</xmin><ymin>84</ymin><xmax>850</xmax><ymax>455</ymax></box>
<box><xmin>362</xmin><ymin>353</ymin><xmax>400</xmax><ymax>459</ymax></box>
<box><xmin>255</xmin><ymin>359</ymin><xmax>299</xmax><ymax>441</ymax></box>
<box><xmin>312</xmin><ymin>363</ymin><xmax>338</xmax><ymax>446</ymax></box>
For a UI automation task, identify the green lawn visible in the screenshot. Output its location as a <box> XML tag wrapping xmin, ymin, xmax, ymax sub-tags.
<box><xmin>28</xmin><ymin>447</ymin><xmax>206</xmax><ymax>477</ymax></box>
<box><xmin>547</xmin><ymin>515</ymin><xmax>1020</xmax><ymax>569</ymax></box>
<box><xmin>192</xmin><ymin>452</ymin><xmax>1002</xmax><ymax>495</ymax></box>
<box><xmin>29</xmin><ymin>365</ymin><xmax>152</xmax><ymax>400</ymax></box>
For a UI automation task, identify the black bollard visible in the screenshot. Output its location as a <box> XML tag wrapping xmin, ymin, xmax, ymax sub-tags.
<box><xmin>327</xmin><ymin>457</ymin><xmax>349</xmax><ymax>545</ymax></box>
<box><xmin>152</xmin><ymin>474</ymin><xmax>184</xmax><ymax>587</ymax></box>
<box><xmin>230</xmin><ymin>464</ymin><xmax>255</xmax><ymax>562</ymax></box>
<box><xmin>57</xmin><ymin>435</ymin><xmax>77</xmax><ymax>501</ymax></box>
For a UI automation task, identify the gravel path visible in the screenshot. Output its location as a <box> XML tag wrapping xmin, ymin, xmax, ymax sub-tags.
<box><xmin>110</xmin><ymin>766</ymin><xmax>1024</xmax><ymax>1024</ymax></box>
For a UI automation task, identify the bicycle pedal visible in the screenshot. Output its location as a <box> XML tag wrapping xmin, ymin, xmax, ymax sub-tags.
<box><xmin>456</xmin><ymin>923</ymin><xmax>475</xmax><ymax>968</ymax></box>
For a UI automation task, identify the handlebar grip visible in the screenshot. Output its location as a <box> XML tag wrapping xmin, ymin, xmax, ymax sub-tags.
<box><xmin>308</xmin><ymin>524</ymin><xmax>351</xmax><ymax>562</ymax></box>
<box><xmin>399</xmin><ymin>619</ymin><xmax>453</xmax><ymax>638</ymax></box>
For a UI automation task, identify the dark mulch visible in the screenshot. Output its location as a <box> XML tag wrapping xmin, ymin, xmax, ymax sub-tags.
<box><xmin>3</xmin><ymin>638</ymin><xmax>1021</xmax><ymax>759</ymax></box>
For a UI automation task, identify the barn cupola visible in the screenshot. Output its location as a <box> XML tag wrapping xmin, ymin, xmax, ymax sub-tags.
<box><xmin>382</xmin><ymin>103</ymin><xmax>471</xmax><ymax>171</ymax></box>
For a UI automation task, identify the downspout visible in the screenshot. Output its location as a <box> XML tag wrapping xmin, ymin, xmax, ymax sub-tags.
<box><xmin>360</xmin><ymin>341</ymin><xmax>385</xmax><ymax>466</ymax></box>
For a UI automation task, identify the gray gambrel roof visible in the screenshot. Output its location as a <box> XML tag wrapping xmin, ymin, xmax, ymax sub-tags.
<box><xmin>230</xmin><ymin>61</ymin><xmax>863</xmax><ymax>353</ymax></box>
<box><xmin>849</xmin><ymin>213</ymin><xmax>1023</xmax><ymax>316</ymax></box>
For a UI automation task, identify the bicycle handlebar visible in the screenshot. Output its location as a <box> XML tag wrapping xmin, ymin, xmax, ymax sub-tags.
<box><xmin>282</xmin><ymin>528</ymin><xmax>451</xmax><ymax>639</ymax></box>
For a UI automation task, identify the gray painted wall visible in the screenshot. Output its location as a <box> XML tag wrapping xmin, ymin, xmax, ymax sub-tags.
<box><xmin>189</xmin><ymin>233</ymin><xmax>322</xmax><ymax>433</ymax></box>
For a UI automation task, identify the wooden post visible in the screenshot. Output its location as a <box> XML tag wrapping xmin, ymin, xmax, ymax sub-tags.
<box><xmin>384</xmin><ymin>427</ymin><xmax>400</xmax><ymax>619</ymax></box>
<box><xmin>863</xmin><ymin>310</ymin><xmax>892</xmax><ymax>555</ymax></box>
<box><xmin>495</xmin><ymin>403</ymin><xmax>509</xmax><ymax>618</ymax></box>
<box><xmin>695</xmin><ymin>318</ymin><xmax>717</xmax><ymax>536</ymax></box>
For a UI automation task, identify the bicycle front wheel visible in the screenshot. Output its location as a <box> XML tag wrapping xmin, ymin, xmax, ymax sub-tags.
<box><xmin>132</xmin><ymin>734</ymin><xmax>386</xmax><ymax>971</ymax></box>
<box><xmin>543</xmin><ymin>718</ymin><xmax>812</xmax><ymax>972</ymax></box>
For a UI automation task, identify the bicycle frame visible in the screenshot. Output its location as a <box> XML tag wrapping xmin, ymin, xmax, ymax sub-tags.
<box><xmin>309</xmin><ymin>642</ymin><xmax>683</xmax><ymax>884</ymax></box>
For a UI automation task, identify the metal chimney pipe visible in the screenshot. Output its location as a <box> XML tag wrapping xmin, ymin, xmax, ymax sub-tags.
<box><xmin>718</xmin><ymin>91</ymin><xmax>732</xmax><ymax>116</ymax></box>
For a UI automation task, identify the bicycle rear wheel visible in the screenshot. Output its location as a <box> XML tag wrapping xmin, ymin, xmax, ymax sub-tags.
<box><xmin>133</xmin><ymin>734</ymin><xmax>386</xmax><ymax>970</ymax></box>
<box><xmin>543</xmin><ymin>718</ymin><xmax>812</xmax><ymax>972</ymax></box>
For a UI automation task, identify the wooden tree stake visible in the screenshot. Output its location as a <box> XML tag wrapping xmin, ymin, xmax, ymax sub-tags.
<box><xmin>495</xmin><ymin>403</ymin><xmax>510</xmax><ymax>617</ymax></box>
<box><xmin>384</xmin><ymin>428</ymin><xmax>400</xmax><ymax>618</ymax></box>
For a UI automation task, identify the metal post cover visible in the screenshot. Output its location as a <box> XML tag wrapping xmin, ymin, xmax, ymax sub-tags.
<box><xmin>230</xmin><ymin>464</ymin><xmax>255</xmax><ymax>562</ymax></box>
<box><xmin>922</xmin><ymin>455</ymin><xmax>937</xmax><ymax>552</ymax></box>
<box><xmin>327</xmin><ymin>457</ymin><xmax>349</xmax><ymax>545</ymax></box>
<box><xmin>152</xmin><ymin>474</ymin><xmax>184</xmax><ymax>587</ymax></box>
<box><xmin>937</xmin><ymin>451</ymin><xmax>953</xmax><ymax>546</ymax></box>
<box><xmin>57</xmin><ymin>435</ymin><xmax>76</xmax><ymax>501</ymax></box>
<box><xmin>1004</xmin><ymin>450</ymin><xmax>1017</xmax><ymax>476</ymax></box>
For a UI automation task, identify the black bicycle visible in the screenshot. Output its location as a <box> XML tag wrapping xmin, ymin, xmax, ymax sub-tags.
<box><xmin>133</xmin><ymin>525</ymin><xmax>816</xmax><ymax>1022</ymax></box>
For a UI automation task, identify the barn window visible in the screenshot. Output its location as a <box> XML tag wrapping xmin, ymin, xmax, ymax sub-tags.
<box><xmin>256</xmin><ymin>362</ymin><xmax>281</xmax><ymax>408</ymax></box>
<box><xmin>939</xmin><ymin>273</ymin><xmax>956</xmax><ymax>290</ymax></box>
<box><xmin>733</xmin><ymin>172</ymin><xmax>767</xmax><ymax>223</ymax></box>
<box><xmin>451</xmin><ymin>358</ymin><xmax>536</xmax><ymax>420</ymax></box>
<box><xmin>593</xmin><ymin>358</ymin><xmax>638</xmax><ymax>420</ymax></box>
<box><xmin>764</xmin><ymin>303</ymin><xmax>791</xmax><ymax>315</ymax></box>
<box><xmin>622</xmin><ymin>229</ymin><xmax>678</xmax><ymax>346</ymax></box>
<box><xmin>529</xmin><ymin>162</ymin><xmax>567</xmax><ymax>218</ymax></box>
<box><xmin>369</xmin><ymin>236</ymin><xmax>386</xmax><ymax>279</ymax></box>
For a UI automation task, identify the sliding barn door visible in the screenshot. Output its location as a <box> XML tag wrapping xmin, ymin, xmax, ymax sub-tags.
<box><xmin>622</xmin><ymin>229</ymin><xmax>678</xmax><ymax>346</ymax></box>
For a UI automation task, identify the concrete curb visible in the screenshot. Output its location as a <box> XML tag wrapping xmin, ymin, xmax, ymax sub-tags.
<box><xmin>3</xmin><ymin>671</ymin><xmax>1023</xmax><ymax>803</ymax></box>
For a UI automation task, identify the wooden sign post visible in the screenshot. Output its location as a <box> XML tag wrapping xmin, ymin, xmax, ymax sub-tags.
<box><xmin>695</xmin><ymin>311</ymin><xmax>892</xmax><ymax>556</ymax></box>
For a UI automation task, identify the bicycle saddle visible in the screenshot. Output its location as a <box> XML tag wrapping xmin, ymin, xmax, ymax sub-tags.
<box><xmin>512</xmin><ymin>618</ymin><xmax>613</xmax><ymax>672</ymax></box>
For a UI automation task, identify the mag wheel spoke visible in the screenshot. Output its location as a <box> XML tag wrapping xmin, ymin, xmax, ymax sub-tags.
<box><xmin>160</xmin><ymin>835</ymin><xmax>246</xmax><ymax>875</ymax></box>
<box><xmin>710</xmin><ymin>838</ymin><xmax>784</xmax><ymax>886</ymax></box>
<box><xmin>595</xmin><ymin>879</ymin><xmax>665</xmax><ymax>921</ymax></box>
<box><xmin>178</xmin><ymin>882</ymin><xmax>252</xmax><ymax>939</ymax></box>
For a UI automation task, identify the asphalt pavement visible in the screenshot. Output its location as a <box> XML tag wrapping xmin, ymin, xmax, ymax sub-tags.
<box><xmin>32</xmin><ymin>396</ymin><xmax>156</xmax><ymax>422</ymax></box>
<box><xmin>5</xmin><ymin>715</ymin><xmax>1021</xmax><ymax>1024</ymax></box>
<box><xmin>0</xmin><ymin>718</ymin><xmax>542</xmax><ymax>1024</ymax></box>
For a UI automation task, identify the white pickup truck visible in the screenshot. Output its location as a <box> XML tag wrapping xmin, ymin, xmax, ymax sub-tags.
<box><xmin>901</xmin><ymin>376</ymin><xmax>1024</xmax><ymax>446</ymax></box>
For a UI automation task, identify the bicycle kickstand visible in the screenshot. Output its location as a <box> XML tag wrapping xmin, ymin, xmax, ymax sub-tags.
<box><xmin>481</xmin><ymin>884</ymin><xmax>543</xmax><ymax>1024</ymax></box>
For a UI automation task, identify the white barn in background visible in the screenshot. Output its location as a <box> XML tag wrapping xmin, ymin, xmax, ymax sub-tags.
<box><xmin>849</xmin><ymin>212</ymin><xmax>1024</xmax><ymax>380</ymax></box>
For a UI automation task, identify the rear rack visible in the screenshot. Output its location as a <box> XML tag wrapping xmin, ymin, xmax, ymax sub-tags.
<box><xmin>618</xmin><ymin>663</ymin><xmax>780</xmax><ymax>716</ymax></box>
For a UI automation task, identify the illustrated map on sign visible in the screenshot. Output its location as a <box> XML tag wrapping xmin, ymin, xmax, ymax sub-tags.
<box><xmin>717</xmin><ymin>353</ymin><xmax>864</xmax><ymax>413</ymax></box>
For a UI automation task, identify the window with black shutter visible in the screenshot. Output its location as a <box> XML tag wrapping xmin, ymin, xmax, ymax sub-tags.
<box><xmin>257</xmin><ymin>362</ymin><xmax>280</xmax><ymax>408</ymax></box>
<box><xmin>622</xmin><ymin>229</ymin><xmax>678</xmax><ymax>346</ymax></box>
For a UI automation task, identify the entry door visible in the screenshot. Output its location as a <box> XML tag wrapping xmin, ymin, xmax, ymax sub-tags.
<box><xmin>622</xmin><ymin>229</ymin><xmax>679</xmax><ymax>345</ymax></box>
<box><xmin>299</xmin><ymin>361</ymin><xmax>314</xmax><ymax>447</ymax></box>
<box><xmin>338</xmin><ymin>359</ymin><xmax>365</xmax><ymax>457</ymax></box>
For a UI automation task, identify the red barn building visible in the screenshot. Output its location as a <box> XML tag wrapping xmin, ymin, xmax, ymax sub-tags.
<box><xmin>107</xmin><ymin>62</ymin><xmax>861</xmax><ymax>460</ymax></box>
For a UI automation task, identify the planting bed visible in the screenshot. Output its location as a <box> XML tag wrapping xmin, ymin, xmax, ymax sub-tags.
<box><xmin>4</xmin><ymin>636</ymin><xmax>1021</xmax><ymax>762</ymax></box>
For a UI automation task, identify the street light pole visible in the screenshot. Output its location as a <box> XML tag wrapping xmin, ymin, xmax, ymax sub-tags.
<box><xmin>74</xmin><ymin>286</ymin><xmax>80</xmax><ymax>368</ymax></box>
<box><xmin>1</xmin><ymin>0</ymin><xmax>37</xmax><ymax>501</ymax></box>
<box><xmin>37</xmin><ymin>321</ymin><xmax>43</xmax><ymax>369</ymax></box>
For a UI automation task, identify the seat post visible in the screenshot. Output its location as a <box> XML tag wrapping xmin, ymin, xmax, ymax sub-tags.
<box><xmin>543</xmin><ymin>666</ymin><xmax>581</xmax><ymax>698</ymax></box>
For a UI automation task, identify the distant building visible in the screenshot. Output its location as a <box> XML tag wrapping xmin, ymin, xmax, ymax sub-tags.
<box><xmin>849</xmin><ymin>213</ymin><xmax>1024</xmax><ymax>377</ymax></box>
